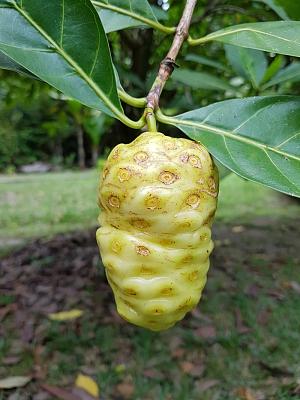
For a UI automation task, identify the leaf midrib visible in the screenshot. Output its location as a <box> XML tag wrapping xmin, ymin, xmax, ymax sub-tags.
<box><xmin>92</xmin><ymin>0</ymin><xmax>175</xmax><ymax>34</ymax></box>
<box><xmin>198</xmin><ymin>25</ymin><xmax>300</xmax><ymax>48</ymax></box>
<box><xmin>167</xmin><ymin>115</ymin><xmax>300</xmax><ymax>162</ymax></box>
<box><xmin>11</xmin><ymin>0</ymin><xmax>122</xmax><ymax>118</ymax></box>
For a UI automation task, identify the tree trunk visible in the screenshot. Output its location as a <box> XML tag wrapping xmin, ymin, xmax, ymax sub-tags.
<box><xmin>76</xmin><ymin>124</ymin><xmax>85</xmax><ymax>169</ymax></box>
<box><xmin>91</xmin><ymin>144</ymin><xmax>98</xmax><ymax>167</ymax></box>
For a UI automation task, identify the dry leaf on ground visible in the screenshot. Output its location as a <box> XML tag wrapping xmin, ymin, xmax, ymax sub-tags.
<box><xmin>48</xmin><ymin>309</ymin><xmax>83</xmax><ymax>321</ymax></box>
<box><xmin>0</xmin><ymin>376</ymin><xmax>31</xmax><ymax>389</ymax></box>
<box><xmin>75</xmin><ymin>374</ymin><xmax>99</xmax><ymax>398</ymax></box>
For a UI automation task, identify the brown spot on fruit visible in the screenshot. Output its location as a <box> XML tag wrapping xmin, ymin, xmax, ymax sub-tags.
<box><xmin>186</xmin><ymin>194</ymin><xmax>200</xmax><ymax>208</ymax></box>
<box><xmin>177</xmin><ymin>297</ymin><xmax>192</xmax><ymax>311</ymax></box>
<box><xmin>145</xmin><ymin>195</ymin><xmax>160</xmax><ymax>210</ymax></box>
<box><xmin>108</xmin><ymin>195</ymin><xmax>120</xmax><ymax>208</ymax></box>
<box><xmin>111</xmin><ymin>241</ymin><xmax>122</xmax><ymax>254</ymax></box>
<box><xmin>163</xmin><ymin>139</ymin><xmax>177</xmax><ymax>150</ymax></box>
<box><xmin>182</xmin><ymin>254</ymin><xmax>193</xmax><ymax>263</ymax></box>
<box><xmin>134</xmin><ymin>151</ymin><xmax>149</xmax><ymax>163</ymax></box>
<box><xmin>180</xmin><ymin>153</ymin><xmax>189</xmax><ymax>163</ymax></box>
<box><xmin>161</xmin><ymin>287</ymin><xmax>174</xmax><ymax>296</ymax></box>
<box><xmin>136</xmin><ymin>245</ymin><xmax>150</xmax><ymax>256</ymax></box>
<box><xmin>187</xmin><ymin>271</ymin><xmax>199</xmax><ymax>282</ymax></box>
<box><xmin>178</xmin><ymin>221</ymin><xmax>191</xmax><ymax>230</ymax></box>
<box><xmin>123</xmin><ymin>300</ymin><xmax>134</xmax><ymax>308</ymax></box>
<box><xmin>200</xmin><ymin>233</ymin><xmax>209</xmax><ymax>241</ymax></box>
<box><xmin>123</xmin><ymin>288</ymin><xmax>137</xmax><ymax>296</ymax></box>
<box><xmin>208</xmin><ymin>177</ymin><xmax>216</xmax><ymax>191</ymax></box>
<box><xmin>118</xmin><ymin>168</ymin><xmax>131</xmax><ymax>182</ymax></box>
<box><xmin>152</xmin><ymin>308</ymin><xmax>164</xmax><ymax>315</ymax></box>
<box><xmin>140</xmin><ymin>266</ymin><xmax>154</xmax><ymax>276</ymax></box>
<box><xmin>106</xmin><ymin>263</ymin><xmax>115</xmax><ymax>272</ymax></box>
<box><xmin>160</xmin><ymin>238</ymin><xmax>175</xmax><ymax>246</ymax></box>
<box><xmin>102</xmin><ymin>167</ymin><xmax>109</xmax><ymax>180</ymax></box>
<box><xmin>111</xmin><ymin>148</ymin><xmax>120</xmax><ymax>159</ymax></box>
<box><xmin>130</xmin><ymin>218</ymin><xmax>150</xmax><ymax>230</ymax></box>
<box><xmin>159</xmin><ymin>171</ymin><xmax>179</xmax><ymax>185</ymax></box>
<box><xmin>189</xmin><ymin>155</ymin><xmax>202</xmax><ymax>168</ymax></box>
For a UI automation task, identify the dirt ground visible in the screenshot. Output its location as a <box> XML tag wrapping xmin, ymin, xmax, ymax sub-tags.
<box><xmin>0</xmin><ymin>218</ymin><xmax>300</xmax><ymax>399</ymax></box>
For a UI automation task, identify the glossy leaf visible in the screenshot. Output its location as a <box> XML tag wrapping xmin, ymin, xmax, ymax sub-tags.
<box><xmin>185</xmin><ymin>54</ymin><xmax>228</xmax><ymax>71</ymax></box>
<box><xmin>263</xmin><ymin>62</ymin><xmax>300</xmax><ymax>88</ymax></box>
<box><xmin>99</xmin><ymin>0</ymin><xmax>157</xmax><ymax>21</ymax></box>
<box><xmin>0</xmin><ymin>0</ymin><xmax>122</xmax><ymax>117</ymax></box>
<box><xmin>171</xmin><ymin>96</ymin><xmax>300</xmax><ymax>197</ymax></box>
<box><xmin>225</xmin><ymin>44</ymin><xmax>267</xmax><ymax>88</ymax></box>
<box><xmin>98</xmin><ymin>5</ymin><xmax>166</xmax><ymax>33</ymax></box>
<box><xmin>199</xmin><ymin>21</ymin><xmax>300</xmax><ymax>57</ymax></box>
<box><xmin>260</xmin><ymin>0</ymin><xmax>300</xmax><ymax>20</ymax></box>
<box><xmin>171</xmin><ymin>69</ymin><xmax>233</xmax><ymax>92</ymax></box>
<box><xmin>99</xmin><ymin>9</ymin><xmax>144</xmax><ymax>32</ymax></box>
<box><xmin>93</xmin><ymin>0</ymin><xmax>164</xmax><ymax>33</ymax></box>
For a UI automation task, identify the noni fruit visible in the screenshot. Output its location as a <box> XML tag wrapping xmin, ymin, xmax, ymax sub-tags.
<box><xmin>96</xmin><ymin>132</ymin><xmax>218</xmax><ymax>331</ymax></box>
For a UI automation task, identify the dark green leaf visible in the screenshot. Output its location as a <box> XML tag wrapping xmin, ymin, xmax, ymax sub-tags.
<box><xmin>185</xmin><ymin>54</ymin><xmax>228</xmax><ymax>72</ymax></box>
<box><xmin>260</xmin><ymin>0</ymin><xmax>300</xmax><ymax>20</ymax></box>
<box><xmin>200</xmin><ymin>21</ymin><xmax>300</xmax><ymax>57</ymax></box>
<box><xmin>171</xmin><ymin>69</ymin><xmax>233</xmax><ymax>92</ymax></box>
<box><xmin>263</xmin><ymin>62</ymin><xmax>300</xmax><ymax>88</ymax></box>
<box><xmin>0</xmin><ymin>0</ymin><xmax>122</xmax><ymax>117</ymax></box>
<box><xmin>225</xmin><ymin>44</ymin><xmax>267</xmax><ymax>88</ymax></box>
<box><xmin>171</xmin><ymin>96</ymin><xmax>300</xmax><ymax>197</ymax></box>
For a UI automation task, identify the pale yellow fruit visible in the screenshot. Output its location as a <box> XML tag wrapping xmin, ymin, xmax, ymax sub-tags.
<box><xmin>96</xmin><ymin>132</ymin><xmax>218</xmax><ymax>331</ymax></box>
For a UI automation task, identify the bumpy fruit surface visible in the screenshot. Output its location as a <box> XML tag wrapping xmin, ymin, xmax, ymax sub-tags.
<box><xmin>96</xmin><ymin>132</ymin><xmax>218</xmax><ymax>331</ymax></box>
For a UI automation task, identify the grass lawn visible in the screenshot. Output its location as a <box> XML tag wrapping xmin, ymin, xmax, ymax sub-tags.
<box><xmin>0</xmin><ymin>170</ymin><xmax>300</xmax><ymax>399</ymax></box>
<box><xmin>0</xmin><ymin>169</ymin><xmax>298</xmax><ymax>243</ymax></box>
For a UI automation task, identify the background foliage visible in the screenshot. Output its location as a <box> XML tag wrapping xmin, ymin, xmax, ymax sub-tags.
<box><xmin>1</xmin><ymin>0</ymin><xmax>300</xmax><ymax>173</ymax></box>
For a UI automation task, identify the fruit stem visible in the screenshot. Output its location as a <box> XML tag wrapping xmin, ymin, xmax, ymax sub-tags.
<box><xmin>146</xmin><ymin>0</ymin><xmax>197</xmax><ymax>111</ymax></box>
<box><xmin>145</xmin><ymin>107</ymin><xmax>158</xmax><ymax>132</ymax></box>
<box><xmin>118</xmin><ymin>89</ymin><xmax>147</xmax><ymax>108</ymax></box>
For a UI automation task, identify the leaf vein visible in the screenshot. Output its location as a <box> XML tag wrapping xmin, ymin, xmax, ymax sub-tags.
<box><xmin>263</xmin><ymin>149</ymin><xmax>299</xmax><ymax>191</ymax></box>
<box><xmin>275</xmin><ymin>131</ymin><xmax>300</xmax><ymax>148</ymax></box>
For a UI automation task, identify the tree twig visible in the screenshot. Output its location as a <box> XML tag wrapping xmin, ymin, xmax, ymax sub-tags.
<box><xmin>146</xmin><ymin>0</ymin><xmax>197</xmax><ymax>114</ymax></box>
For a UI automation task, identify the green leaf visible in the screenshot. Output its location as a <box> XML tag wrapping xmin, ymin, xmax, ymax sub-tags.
<box><xmin>98</xmin><ymin>5</ymin><xmax>167</xmax><ymax>33</ymax></box>
<box><xmin>171</xmin><ymin>69</ymin><xmax>233</xmax><ymax>92</ymax></box>
<box><xmin>261</xmin><ymin>54</ymin><xmax>285</xmax><ymax>84</ymax></box>
<box><xmin>263</xmin><ymin>62</ymin><xmax>300</xmax><ymax>88</ymax></box>
<box><xmin>260</xmin><ymin>0</ymin><xmax>300</xmax><ymax>20</ymax></box>
<box><xmin>0</xmin><ymin>50</ymin><xmax>36</xmax><ymax>78</ymax></box>
<box><xmin>197</xmin><ymin>21</ymin><xmax>300</xmax><ymax>57</ymax></box>
<box><xmin>169</xmin><ymin>96</ymin><xmax>300</xmax><ymax>197</ymax></box>
<box><xmin>99</xmin><ymin>9</ymin><xmax>144</xmax><ymax>33</ymax></box>
<box><xmin>185</xmin><ymin>54</ymin><xmax>228</xmax><ymax>72</ymax></box>
<box><xmin>0</xmin><ymin>0</ymin><xmax>122</xmax><ymax>118</ymax></box>
<box><xmin>225</xmin><ymin>44</ymin><xmax>267</xmax><ymax>89</ymax></box>
<box><xmin>92</xmin><ymin>0</ymin><xmax>174</xmax><ymax>34</ymax></box>
<box><xmin>100</xmin><ymin>0</ymin><xmax>157</xmax><ymax>21</ymax></box>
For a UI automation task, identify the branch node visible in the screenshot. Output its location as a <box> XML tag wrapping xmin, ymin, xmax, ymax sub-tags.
<box><xmin>146</xmin><ymin>0</ymin><xmax>197</xmax><ymax>112</ymax></box>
